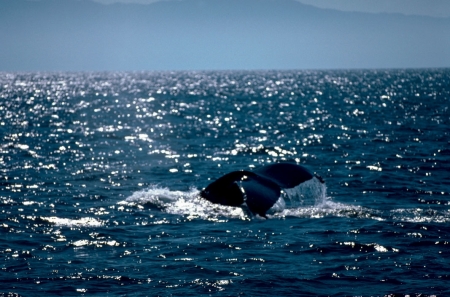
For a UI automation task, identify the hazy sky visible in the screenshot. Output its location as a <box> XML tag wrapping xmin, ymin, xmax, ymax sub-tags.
<box><xmin>94</xmin><ymin>0</ymin><xmax>450</xmax><ymax>18</ymax></box>
<box><xmin>1</xmin><ymin>0</ymin><xmax>449</xmax><ymax>71</ymax></box>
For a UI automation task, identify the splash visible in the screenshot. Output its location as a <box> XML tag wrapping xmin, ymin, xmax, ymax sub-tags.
<box><xmin>121</xmin><ymin>185</ymin><xmax>450</xmax><ymax>223</ymax></box>
<box><xmin>280</xmin><ymin>177</ymin><xmax>328</xmax><ymax>208</ymax></box>
<box><xmin>122</xmin><ymin>186</ymin><xmax>249</xmax><ymax>221</ymax></box>
<box><xmin>124</xmin><ymin>186</ymin><xmax>195</xmax><ymax>208</ymax></box>
<box><xmin>122</xmin><ymin>179</ymin><xmax>337</xmax><ymax>221</ymax></box>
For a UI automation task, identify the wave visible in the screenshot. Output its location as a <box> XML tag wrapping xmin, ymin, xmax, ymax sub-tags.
<box><xmin>121</xmin><ymin>179</ymin><xmax>369</xmax><ymax>221</ymax></box>
<box><xmin>121</xmin><ymin>181</ymin><xmax>450</xmax><ymax>224</ymax></box>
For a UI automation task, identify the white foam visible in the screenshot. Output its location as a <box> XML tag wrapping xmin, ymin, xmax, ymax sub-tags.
<box><xmin>121</xmin><ymin>179</ymin><xmax>400</xmax><ymax>221</ymax></box>
<box><xmin>45</xmin><ymin>183</ymin><xmax>449</xmax><ymax>223</ymax></box>
<box><xmin>122</xmin><ymin>186</ymin><xmax>250</xmax><ymax>221</ymax></box>
<box><xmin>41</xmin><ymin>216</ymin><xmax>104</xmax><ymax>227</ymax></box>
<box><xmin>123</xmin><ymin>185</ymin><xmax>194</xmax><ymax>207</ymax></box>
<box><xmin>123</xmin><ymin>179</ymin><xmax>331</xmax><ymax>220</ymax></box>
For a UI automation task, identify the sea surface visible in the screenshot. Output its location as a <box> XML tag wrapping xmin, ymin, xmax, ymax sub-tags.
<box><xmin>1</xmin><ymin>69</ymin><xmax>449</xmax><ymax>296</ymax></box>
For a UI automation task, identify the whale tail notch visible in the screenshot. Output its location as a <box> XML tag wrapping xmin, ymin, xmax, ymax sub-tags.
<box><xmin>200</xmin><ymin>170</ymin><xmax>283</xmax><ymax>217</ymax></box>
<box><xmin>240</xmin><ymin>174</ymin><xmax>281</xmax><ymax>218</ymax></box>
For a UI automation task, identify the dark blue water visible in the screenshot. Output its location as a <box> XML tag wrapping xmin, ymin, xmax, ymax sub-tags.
<box><xmin>1</xmin><ymin>69</ymin><xmax>449</xmax><ymax>296</ymax></box>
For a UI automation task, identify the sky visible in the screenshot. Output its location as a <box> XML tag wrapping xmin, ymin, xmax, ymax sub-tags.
<box><xmin>1</xmin><ymin>0</ymin><xmax>449</xmax><ymax>71</ymax></box>
<box><xmin>95</xmin><ymin>0</ymin><xmax>450</xmax><ymax>18</ymax></box>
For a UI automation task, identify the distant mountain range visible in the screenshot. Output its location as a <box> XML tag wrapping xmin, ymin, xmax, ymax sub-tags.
<box><xmin>1</xmin><ymin>0</ymin><xmax>449</xmax><ymax>71</ymax></box>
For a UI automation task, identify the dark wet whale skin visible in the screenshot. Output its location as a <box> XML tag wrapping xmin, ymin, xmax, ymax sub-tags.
<box><xmin>200</xmin><ymin>163</ymin><xmax>323</xmax><ymax>217</ymax></box>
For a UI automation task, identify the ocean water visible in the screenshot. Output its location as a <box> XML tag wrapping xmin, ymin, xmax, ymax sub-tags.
<box><xmin>1</xmin><ymin>69</ymin><xmax>449</xmax><ymax>296</ymax></box>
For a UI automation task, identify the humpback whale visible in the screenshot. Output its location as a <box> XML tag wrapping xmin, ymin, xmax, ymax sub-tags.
<box><xmin>200</xmin><ymin>162</ymin><xmax>324</xmax><ymax>217</ymax></box>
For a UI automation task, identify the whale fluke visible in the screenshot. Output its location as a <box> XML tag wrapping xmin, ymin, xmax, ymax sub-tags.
<box><xmin>200</xmin><ymin>162</ymin><xmax>324</xmax><ymax>217</ymax></box>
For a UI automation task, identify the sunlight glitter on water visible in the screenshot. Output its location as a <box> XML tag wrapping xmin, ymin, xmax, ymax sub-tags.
<box><xmin>1</xmin><ymin>70</ymin><xmax>449</xmax><ymax>296</ymax></box>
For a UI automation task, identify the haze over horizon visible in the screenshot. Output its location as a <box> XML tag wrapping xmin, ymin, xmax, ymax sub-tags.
<box><xmin>1</xmin><ymin>0</ymin><xmax>449</xmax><ymax>71</ymax></box>
<box><xmin>95</xmin><ymin>0</ymin><xmax>450</xmax><ymax>18</ymax></box>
